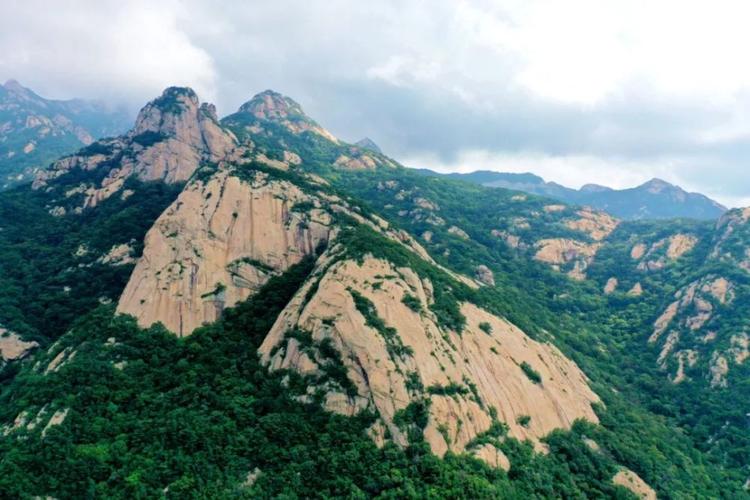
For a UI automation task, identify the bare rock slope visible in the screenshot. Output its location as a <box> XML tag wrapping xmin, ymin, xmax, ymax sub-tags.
<box><xmin>117</xmin><ymin>169</ymin><xmax>331</xmax><ymax>336</ymax></box>
<box><xmin>259</xmin><ymin>251</ymin><xmax>600</xmax><ymax>461</ymax></box>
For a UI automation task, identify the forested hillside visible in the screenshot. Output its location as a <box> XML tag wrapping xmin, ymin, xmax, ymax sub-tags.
<box><xmin>0</xmin><ymin>87</ymin><xmax>747</xmax><ymax>498</ymax></box>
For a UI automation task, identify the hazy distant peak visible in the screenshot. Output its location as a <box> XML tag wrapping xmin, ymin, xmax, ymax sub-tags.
<box><xmin>580</xmin><ymin>183</ymin><xmax>612</xmax><ymax>193</ymax></box>
<box><xmin>639</xmin><ymin>178</ymin><xmax>675</xmax><ymax>194</ymax></box>
<box><xmin>354</xmin><ymin>137</ymin><xmax>382</xmax><ymax>154</ymax></box>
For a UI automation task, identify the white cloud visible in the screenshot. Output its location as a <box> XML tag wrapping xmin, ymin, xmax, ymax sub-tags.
<box><xmin>1</xmin><ymin>0</ymin><xmax>749</xmax><ymax>206</ymax></box>
<box><xmin>0</xmin><ymin>0</ymin><xmax>216</xmax><ymax>106</ymax></box>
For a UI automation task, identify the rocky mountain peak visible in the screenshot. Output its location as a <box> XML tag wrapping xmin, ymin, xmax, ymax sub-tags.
<box><xmin>132</xmin><ymin>86</ymin><xmax>202</xmax><ymax>136</ymax></box>
<box><xmin>238</xmin><ymin>89</ymin><xmax>306</xmax><ymax>120</ymax></box>
<box><xmin>232</xmin><ymin>89</ymin><xmax>339</xmax><ymax>143</ymax></box>
<box><xmin>354</xmin><ymin>137</ymin><xmax>382</xmax><ymax>154</ymax></box>
<box><xmin>640</xmin><ymin>178</ymin><xmax>675</xmax><ymax>194</ymax></box>
<box><xmin>33</xmin><ymin>87</ymin><xmax>238</xmax><ymax>204</ymax></box>
<box><xmin>3</xmin><ymin>79</ymin><xmax>28</xmax><ymax>94</ymax></box>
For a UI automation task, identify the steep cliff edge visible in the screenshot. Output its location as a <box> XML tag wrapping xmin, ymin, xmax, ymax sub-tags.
<box><xmin>258</xmin><ymin>250</ymin><xmax>600</xmax><ymax>462</ymax></box>
<box><xmin>33</xmin><ymin>87</ymin><xmax>238</xmax><ymax>210</ymax></box>
<box><xmin>117</xmin><ymin>168</ymin><xmax>331</xmax><ymax>336</ymax></box>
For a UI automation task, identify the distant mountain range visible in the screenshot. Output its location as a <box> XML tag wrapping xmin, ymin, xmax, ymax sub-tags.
<box><xmin>418</xmin><ymin>169</ymin><xmax>726</xmax><ymax>220</ymax></box>
<box><xmin>0</xmin><ymin>80</ymin><xmax>130</xmax><ymax>188</ymax></box>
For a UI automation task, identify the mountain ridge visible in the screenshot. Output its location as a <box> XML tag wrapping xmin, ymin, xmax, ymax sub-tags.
<box><xmin>0</xmin><ymin>85</ymin><xmax>746</xmax><ymax>497</ymax></box>
<box><xmin>0</xmin><ymin>79</ymin><xmax>131</xmax><ymax>188</ymax></box>
<box><xmin>428</xmin><ymin>169</ymin><xmax>726</xmax><ymax>220</ymax></box>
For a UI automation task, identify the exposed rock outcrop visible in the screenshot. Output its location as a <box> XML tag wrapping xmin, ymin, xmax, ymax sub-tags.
<box><xmin>649</xmin><ymin>275</ymin><xmax>745</xmax><ymax>385</ymax></box>
<box><xmin>534</xmin><ymin>238</ymin><xmax>601</xmax><ymax>280</ymax></box>
<box><xmin>259</xmin><ymin>255</ymin><xmax>600</xmax><ymax>462</ymax></box>
<box><xmin>634</xmin><ymin>233</ymin><xmax>698</xmax><ymax>271</ymax></box>
<box><xmin>237</xmin><ymin>90</ymin><xmax>339</xmax><ymax>143</ymax></box>
<box><xmin>33</xmin><ymin>87</ymin><xmax>238</xmax><ymax>208</ymax></box>
<box><xmin>474</xmin><ymin>265</ymin><xmax>495</xmax><ymax>286</ymax></box>
<box><xmin>564</xmin><ymin>208</ymin><xmax>618</xmax><ymax>241</ymax></box>
<box><xmin>117</xmin><ymin>170</ymin><xmax>331</xmax><ymax>336</ymax></box>
<box><xmin>613</xmin><ymin>468</ymin><xmax>657</xmax><ymax>499</ymax></box>
<box><xmin>0</xmin><ymin>329</ymin><xmax>38</xmax><ymax>366</ymax></box>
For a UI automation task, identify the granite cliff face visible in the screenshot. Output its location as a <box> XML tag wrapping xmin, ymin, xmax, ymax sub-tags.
<box><xmin>257</xmin><ymin>236</ymin><xmax>600</xmax><ymax>463</ymax></box>
<box><xmin>117</xmin><ymin>168</ymin><xmax>331</xmax><ymax>336</ymax></box>
<box><xmin>33</xmin><ymin>87</ymin><xmax>238</xmax><ymax>210</ymax></box>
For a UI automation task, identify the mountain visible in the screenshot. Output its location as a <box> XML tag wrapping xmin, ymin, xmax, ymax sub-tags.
<box><xmin>0</xmin><ymin>86</ymin><xmax>747</xmax><ymax>497</ymax></box>
<box><xmin>431</xmin><ymin>169</ymin><xmax>727</xmax><ymax>220</ymax></box>
<box><xmin>354</xmin><ymin>137</ymin><xmax>382</xmax><ymax>154</ymax></box>
<box><xmin>0</xmin><ymin>79</ymin><xmax>130</xmax><ymax>188</ymax></box>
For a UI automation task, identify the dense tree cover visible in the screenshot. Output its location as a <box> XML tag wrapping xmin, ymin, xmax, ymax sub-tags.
<box><xmin>0</xmin><ymin>113</ymin><xmax>747</xmax><ymax>497</ymax></box>
<box><xmin>0</xmin><ymin>178</ymin><xmax>183</xmax><ymax>342</ymax></box>
<box><xmin>0</xmin><ymin>260</ymin><xmax>641</xmax><ymax>498</ymax></box>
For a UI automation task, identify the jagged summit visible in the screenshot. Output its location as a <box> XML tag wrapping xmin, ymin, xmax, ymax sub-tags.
<box><xmin>639</xmin><ymin>178</ymin><xmax>675</xmax><ymax>194</ymax></box>
<box><xmin>32</xmin><ymin>86</ymin><xmax>238</xmax><ymax>204</ymax></box>
<box><xmin>239</xmin><ymin>89</ymin><xmax>306</xmax><ymax>120</ymax></box>
<box><xmin>2</xmin><ymin>79</ymin><xmax>29</xmax><ymax>94</ymax></box>
<box><xmin>354</xmin><ymin>137</ymin><xmax>382</xmax><ymax>154</ymax></box>
<box><xmin>230</xmin><ymin>89</ymin><xmax>339</xmax><ymax>143</ymax></box>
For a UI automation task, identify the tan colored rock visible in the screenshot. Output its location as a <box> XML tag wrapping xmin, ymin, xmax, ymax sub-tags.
<box><xmin>422</xmin><ymin>231</ymin><xmax>433</xmax><ymax>242</ymax></box>
<box><xmin>117</xmin><ymin>171</ymin><xmax>331</xmax><ymax>336</ymax></box>
<box><xmin>543</xmin><ymin>204</ymin><xmax>566</xmax><ymax>213</ymax></box>
<box><xmin>729</xmin><ymin>333</ymin><xmax>749</xmax><ymax>364</ymax></box>
<box><xmin>283</xmin><ymin>150</ymin><xmax>302</xmax><ymax>165</ymax></box>
<box><xmin>97</xmin><ymin>243</ymin><xmax>135</xmax><ymax>266</ymax></box>
<box><xmin>33</xmin><ymin>88</ymin><xmax>239</xmax><ymax>209</ymax></box>
<box><xmin>256</xmin><ymin>153</ymin><xmax>289</xmax><ymax>171</ymax></box>
<box><xmin>334</xmin><ymin>154</ymin><xmax>377</xmax><ymax>170</ymax></box>
<box><xmin>43</xmin><ymin>347</ymin><xmax>77</xmax><ymax>374</ymax></box>
<box><xmin>564</xmin><ymin>209</ymin><xmax>619</xmax><ymax>241</ymax></box>
<box><xmin>240</xmin><ymin>90</ymin><xmax>339</xmax><ymax>143</ymax></box>
<box><xmin>260</xmin><ymin>256</ymin><xmax>600</xmax><ymax>457</ymax></box>
<box><xmin>709</xmin><ymin>353</ymin><xmax>729</xmax><ymax>388</ymax></box>
<box><xmin>703</xmin><ymin>277</ymin><xmax>733</xmax><ymax>304</ymax></box>
<box><xmin>657</xmin><ymin>331</ymin><xmax>680</xmax><ymax>365</ymax></box>
<box><xmin>474</xmin><ymin>265</ymin><xmax>495</xmax><ymax>286</ymax></box>
<box><xmin>492</xmin><ymin>230</ymin><xmax>521</xmax><ymax>249</ymax></box>
<box><xmin>447</xmin><ymin>226</ymin><xmax>469</xmax><ymax>240</ymax></box>
<box><xmin>627</xmin><ymin>283</ymin><xmax>643</xmax><ymax>296</ymax></box>
<box><xmin>603</xmin><ymin>277</ymin><xmax>618</xmax><ymax>294</ymax></box>
<box><xmin>414</xmin><ymin>197</ymin><xmax>439</xmax><ymax>211</ymax></box>
<box><xmin>650</xmin><ymin>301</ymin><xmax>678</xmax><ymax>343</ymax></box>
<box><xmin>534</xmin><ymin>238</ymin><xmax>601</xmax><ymax>280</ymax></box>
<box><xmin>613</xmin><ymin>469</ymin><xmax>657</xmax><ymax>499</ymax></box>
<box><xmin>0</xmin><ymin>329</ymin><xmax>38</xmax><ymax>362</ymax></box>
<box><xmin>673</xmin><ymin>350</ymin><xmax>698</xmax><ymax>384</ymax></box>
<box><xmin>472</xmin><ymin>444</ymin><xmax>510</xmax><ymax>471</ymax></box>
<box><xmin>666</xmin><ymin>234</ymin><xmax>698</xmax><ymax>259</ymax></box>
<box><xmin>41</xmin><ymin>408</ymin><xmax>69</xmax><ymax>438</ymax></box>
<box><xmin>535</xmin><ymin>239</ymin><xmax>600</xmax><ymax>266</ymax></box>
<box><xmin>48</xmin><ymin>206</ymin><xmax>66</xmax><ymax>217</ymax></box>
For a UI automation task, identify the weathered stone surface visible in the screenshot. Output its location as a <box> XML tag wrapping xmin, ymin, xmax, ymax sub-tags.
<box><xmin>613</xmin><ymin>468</ymin><xmax>657</xmax><ymax>499</ymax></box>
<box><xmin>33</xmin><ymin>87</ymin><xmax>239</xmax><ymax>209</ymax></box>
<box><xmin>0</xmin><ymin>329</ymin><xmax>38</xmax><ymax>363</ymax></box>
<box><xmin>117</xmin><ymin>170</ymin><xmax>331</xmax><ymax>336</ymax></box>
<box><xmin>534</xmin><ymin>238</ymin><xmax>601</xmax><ymax>280</ymax></box>
<box><xmin>259</xmin><ymin>256</ymin><xmax>600</xmax><ymax>463</ymax></box>
<box><xmin>564</xmin><ymin>208</ymin><xmax>618</xmax><ymax>241</ymax></box>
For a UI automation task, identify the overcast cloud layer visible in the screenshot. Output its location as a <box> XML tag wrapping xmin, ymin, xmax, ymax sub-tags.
<box><xmin>2</xmin><ymin>0</ymin><xmax>750</xmax><ymax>207</ymax></box>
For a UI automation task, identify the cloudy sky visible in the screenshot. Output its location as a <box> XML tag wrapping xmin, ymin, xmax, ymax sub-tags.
<box><xmin>2</xmin><ymin>0</ymin><xmax>750</xmax><ymax>207</ymax></box>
